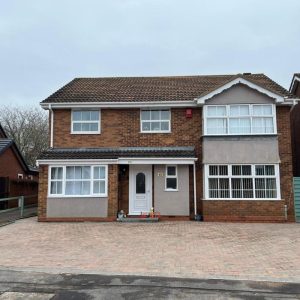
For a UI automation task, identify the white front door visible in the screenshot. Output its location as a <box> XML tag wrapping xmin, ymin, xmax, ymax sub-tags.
<box><xmin>129</xmin><ymin>165</ymin><xmax>152</xmax><ymax>215</ymax></box>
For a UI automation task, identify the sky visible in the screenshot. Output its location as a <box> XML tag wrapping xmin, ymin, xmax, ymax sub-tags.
<box><xmin>0</xmin><ymin>0</ymin><xmax>300</xmax><ymax>106</ymax></box>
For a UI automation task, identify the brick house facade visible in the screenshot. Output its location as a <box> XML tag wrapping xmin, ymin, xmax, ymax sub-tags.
<box><xmin>37</xmin><ymin>74</ymin><xmax>298</xmax><ymax>222</ymax></box>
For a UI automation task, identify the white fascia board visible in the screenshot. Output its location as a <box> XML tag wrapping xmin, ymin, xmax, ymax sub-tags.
<box><xmin>37</xmin><ymin>159</ymin><xmax>118</xmax><ymax>166</ymax></box>
<box><xmin>196</xmin><ymin>77</ymin><xmax>285</xmax><ymax>104</ymax></box>
<box><xmin>40</xmin><ymin>101</ymin><xmax>197</xmax><ymax>110</ymax></box>
<box><xmin>279</xmin><ymin>98</ymin><xmax>300</xmax><ymax>106</ymax></box>
<box><xmin>118</xmin><ymin>157</ymin><xmax>197</xmax><ymax>165</ymax></box>
<box><xmin>37</xmin><ymin>157</ymin><xmax>197</xmax><ymax>166</ymax></box>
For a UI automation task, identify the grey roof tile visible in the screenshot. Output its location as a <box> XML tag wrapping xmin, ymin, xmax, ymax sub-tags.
<box><xmin>38</xmin><ymin>146</ymin><xmax>196</xmax><ymax>160</ymax></box>
<box><xmin>41</xmin><ymin>74</ymin><xmax>293</xmax><ymax>104</ymax></box>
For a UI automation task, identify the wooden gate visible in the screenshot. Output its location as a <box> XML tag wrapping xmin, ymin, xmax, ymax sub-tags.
<box><xmin>293</xmin><ymin>177</ymin><xmax>300</xmax><ymax>222</ymax></box>
<box><xmin>0</xmin><ymin>177</ymin><xmax>9</xmax><ymax>210</ymax></box>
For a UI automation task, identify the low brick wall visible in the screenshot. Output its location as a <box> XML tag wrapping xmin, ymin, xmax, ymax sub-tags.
<box><xmin>202</xmin><ymin>200</ymin><xmax>287</xmax><ymax>222</ymax></box>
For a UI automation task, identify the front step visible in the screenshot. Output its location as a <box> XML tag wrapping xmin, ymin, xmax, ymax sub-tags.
<box><xmin>117</xmin><ymin>217</ymin><xmax>159</xmax><ymax>223</ymax></box>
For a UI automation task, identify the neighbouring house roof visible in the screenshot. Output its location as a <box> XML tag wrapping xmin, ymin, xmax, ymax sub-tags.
<box><xmin>290</xmin><ymin>73</ymin><xmax>300</xmax><ymax>94</ymax></box>
<box><xmin>41</xmin><ymin>73</ymin><xmax>294</xmax><ymax>104</ymax></box>
<box><xmin>0</xmin><ymin>139</ymin><xmax>13</xmax><ymax>155</ymax></box>
<box><xmin>38</xmin><ymin>146</ymin><xmax>196</xmax><ymax>160</ymax></box>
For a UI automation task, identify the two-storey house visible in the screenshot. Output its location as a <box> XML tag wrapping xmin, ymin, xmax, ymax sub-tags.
<box><xmin>37</xmin><ymin>73</ymin><xmax>297</xmax><ymax>222</ymax></box>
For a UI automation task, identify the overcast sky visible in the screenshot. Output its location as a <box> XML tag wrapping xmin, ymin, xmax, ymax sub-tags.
<box><xmin>1</xmin><ymin>0</ymin><xmax>300</xmax><ymax>106</ymax></box>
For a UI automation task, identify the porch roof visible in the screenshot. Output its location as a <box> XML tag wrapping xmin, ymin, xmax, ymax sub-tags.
<box><xmin>38</xmin><ymin>146</ymin><xmax>196</xmax><ymax>160</ymax></box>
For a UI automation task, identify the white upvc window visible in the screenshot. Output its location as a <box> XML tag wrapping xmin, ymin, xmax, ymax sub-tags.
<box><xmin>50</xmin><ymin>167</ymin><xmax>63</xmax><ymax>195</ymax></box>
<box><xmin>71</xmin><ymin>110</ymin><xmax>100</xmax><ymax>134</ymax></box>
<box><xmin>49</xmin><ymin>165</ymin><xmax>107</xmax><ymax>197</ymax></box>
<box><xmin>205</xmin><ymin>164</ymin><xmax>280</xmax><ymax>200</ymax></box>
<box><xmin>165</xmin><ymin>165</ymin><xmax>178</xmax><ymax>191</ymax></box>
<box><xmin>204</xmin><ymin>104</ymin><xmax>276</xmax><ymax>135</ymax></box>
<box><xmin>140</xmin><ymin>109</ymin><xmax>171</xmax><ymax>133</ymax></box>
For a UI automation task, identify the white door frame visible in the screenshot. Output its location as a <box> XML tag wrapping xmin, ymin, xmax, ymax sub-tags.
<box><xmin>129</xmin><ymin>165</ymin><xmax>152</xmax><ymax>215</ymax></box>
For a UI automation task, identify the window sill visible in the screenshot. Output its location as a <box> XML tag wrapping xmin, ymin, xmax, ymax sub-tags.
<box><xmin>164</xmin><ymin>189</ymin><xmax>179</xmax><ymax>192</ymax></box>
<box><xmin>48</xmin><ymin>195</ymin><xmax>108</xmax><ymax>198</ymax></box>
<box><xmin>140</xmin><ymin>131</ymin><xmax>171</xmax><ymax>134</ymax></box>
<box><xmin>71</xmin><ymin>132</ymin><xmax>101</xmax><ymax>135</ymax></box>
<box><xmin>202</xmin><ymin>133</ymin><xmax>277</xmax><ymax>138</ymax></box>
<box><xmin>203</xmin><ymin>198</ymin><xmax>281</xmax><ymax>201</ymax></box>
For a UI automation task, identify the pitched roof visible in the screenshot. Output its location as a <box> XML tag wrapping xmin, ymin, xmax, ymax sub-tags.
<box><xmin>41</xmin><ymin>73</ymin><xmax>293</xmax><ymax>104</ymax></box>
<box><xmin>38</xmin><ymin>147</ymin><xmax>195</xmax><ymax>160</ymax></box>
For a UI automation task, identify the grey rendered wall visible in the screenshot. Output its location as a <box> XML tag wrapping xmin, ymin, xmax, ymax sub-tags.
<box><xmin>154</xmin><ymin>165</ymin><xmax>189</xmax><ymax>216</ymax></box>
<box><xmin>46</xmin><ymin>197</ymin><xmax>108</xmax><ymax>217</ymax></box>
<box><xmin>207</xmin><ymin>83</ymin><xmax>275</xmax><ymax>104</ymax></box>
<box><xmin>203</xmin><ymin>136</ymin><xmax>280</xmax><ymax>164</ymax></box>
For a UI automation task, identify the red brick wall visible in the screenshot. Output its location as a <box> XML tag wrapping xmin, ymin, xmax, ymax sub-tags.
<box><xmin>52</xmin><ymin>108</ymin><xmax>201</xmax><ymax>149</ymax></box>
<box><xmin>0</xmin><ymin>147</ymin><xmax>38</xmax><ymax>204</ymax></box>
<box><xmin>0</xmin><ymin>148</ymin><xmax>24</xmax><ymax>180</ymax></box>
<box><xmin>107</xmin><ymin>164</ymin><xmax>118</xmax><ymax>217</ymax></box>
<box><xmin>203</xmin><ymin>201</ymin><xmax>286</xmax><ymax>222</ymax></box>
<box><xmin>277</xmin><ymin>106</ymin><xmax>294</xmax><ymax>221</ymax></box>
<box><xmin>38</xmin><ymin>165</ymin><xmax>48</xmax><ymax>220</ymax></box>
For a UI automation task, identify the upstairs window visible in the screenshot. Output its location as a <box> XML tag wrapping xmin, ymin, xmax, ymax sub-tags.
<box><xmin>205</xmin><ymin>104</ymin><xmax>276</xmax><ymax>135</ymax></box>
<box><xmin>141</xmin><ymin>110</ymin><xmax>171</xmax><ymax>133</ymax></box>
<box><xmin>71</xmin><ymin>110</ymin><xmax>100</xmax><ymax>134</ymax></box>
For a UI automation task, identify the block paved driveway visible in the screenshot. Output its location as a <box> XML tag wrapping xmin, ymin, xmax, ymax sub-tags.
<box><xmin>0</xmin><ymin>218</ymin><xmax>299</xmax><ymax>283</ymax></box>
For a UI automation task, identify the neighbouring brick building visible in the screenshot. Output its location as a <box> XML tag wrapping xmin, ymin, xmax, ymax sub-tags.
<box><xmin>290</xmin><ymin>73</ymin><xmax>300</xmax><ymax>177</ymax></box>
<box><xmin>37</xmin><ymin>73</ymin><xmax>298</xmax><ymax>222</ymax></box>
<box><xmin>0</xmin><ymin>124</ymin><xmax>38</xmax><ymax>209</ymax></box>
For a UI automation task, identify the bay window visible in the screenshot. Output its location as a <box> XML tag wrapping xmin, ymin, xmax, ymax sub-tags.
<box><xmin>206</xmin><ymin>164</ymin><xmax>280</xmax><ymax>200</ymax></box>
<box><xmin>205</xmin><ymin>104</ymin><xmax>276</xmax><ymax>135</ymax></box>
<box><xmin>49</xmin><ymin>165</ymin><xmax>107</xmax><ymax>197</ymax></box>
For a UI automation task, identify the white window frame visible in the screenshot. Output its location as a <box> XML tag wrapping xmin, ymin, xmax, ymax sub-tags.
<box><xmin>204</xmin><ymin>164</ymin><xmax>280</xmax><ymax>200</ymax></box>
<box><xmin>48</xmin><ymin>167</ymin><xmax>63</xmax><ymax>196</ymax></box>
<box><xmin>140</xmin><ymin>109</ymin><xmax>171</xmax><ymax>133</ymax></box>
<box><xmin>203</xmin><ymin>104</ymin><xmax>277</xmax><ymax>135</ymax></box>
<box><xmin>71</xmin><ymin>110</ymin><xmax>101</xmax><ymax>134</ymax></box>
<box><xmin>165</xmin><ymin>165</ymin><xmax>178</xmax><ymax>191</ymax></box>
<box><xmin>48</xmin><ymin>165</ymin><xmax>108</xmax><ymax>197</ymax></box>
